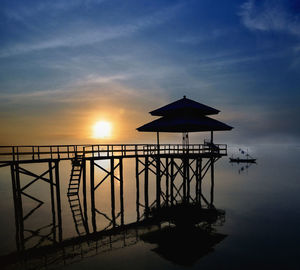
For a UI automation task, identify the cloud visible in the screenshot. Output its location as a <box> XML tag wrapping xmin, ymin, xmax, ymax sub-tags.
<box><xmin>239</xmin><ymin>0</ymin><xmax>300</xmax><ymax>37</ymax></box>
<box><xmin>4</xmin><ymin>0</ymin><xmax>105</xmax><ymax>20</ymax></box>
<box><xmin>177</xmin><ymin>28</ymin><xmax>231</xmax><ymax>44</ymax></box>
<box><xmin>0</xmin><ymin>3</ymin><xmax>182</xmax><ymax>58</ymax></box>
<box><xmin>0</xmin><ymin>73</ymin><xmax>164</xmax><ymax>108</ymax></box>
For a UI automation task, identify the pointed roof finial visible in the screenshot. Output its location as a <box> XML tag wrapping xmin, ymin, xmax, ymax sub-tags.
<box><xmin>183</xmin><ymin>95</ymin><xmax>186</xmax><ymax>99</ymax></box>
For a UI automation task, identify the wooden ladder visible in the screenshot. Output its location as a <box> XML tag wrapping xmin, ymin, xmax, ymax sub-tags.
<box><xmin>67</xmin><ymin>153</ymin><xmax>84</xmax><ymax>195</ymax></box>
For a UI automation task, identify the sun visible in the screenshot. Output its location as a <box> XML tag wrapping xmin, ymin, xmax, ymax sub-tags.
<box><xmin>92</xmin><ymin>121</ymin><xmax>112</xmax><ymax>139</ymax></box>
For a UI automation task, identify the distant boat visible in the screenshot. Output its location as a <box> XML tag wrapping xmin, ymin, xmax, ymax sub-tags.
<box><xmin>229</xmin><ymin>148</ymin><xmax>257</xmax><ymax>163</ymax></box>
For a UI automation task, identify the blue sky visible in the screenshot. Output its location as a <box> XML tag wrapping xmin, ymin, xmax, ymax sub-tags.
<box><xmin>0</xmin><ymin>0</ymin><xmax>299</xmax><ymax>145</ymax></box>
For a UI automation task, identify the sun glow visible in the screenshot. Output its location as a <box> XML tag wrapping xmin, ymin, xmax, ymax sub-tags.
<box><xmin>92</xmin><ymin>121</ymin><xmax>112</xmax><ymax>139</ymax></box>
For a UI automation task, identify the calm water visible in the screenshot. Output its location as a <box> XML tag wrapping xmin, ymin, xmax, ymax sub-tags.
<box><xmin>0</xmin><ymin>144</ymin><xmax>300</xmax><ymax>269</ymax></box>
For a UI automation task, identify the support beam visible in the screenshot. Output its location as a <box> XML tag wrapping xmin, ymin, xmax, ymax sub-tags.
<box><xmin>166</xmin><ymin>158</ymin><xmax>169</xmax><ymax>206</ymax></box>
<box><xmin>48</xmin><ymin>162</ymin><xmax>56</xmax><ymax>242</ymax></box>
<box><xmin>110</xmin><ymin>158</ymin><xmax>116</xmax><ymax>227</ymax></box>
<box><xmin>119</xmin><ymin>158</ymin><xmax>124</xmax><ymax>226</ymax></box>
<box><xmin>82</xmin><ymin>158</ymin><xmax>88</xmax><ymax>231</ymax></box>
<box><xmin>182</xmin><ymin>157</ymin><xmax>187</xmax><ymax>202</ymax></box>
<box><xmin>170</xmin><ymin>158</ymin><xmax>174</xmax><ymax>205</ymax></box>
<box><xmin>186</xmin><ymin>157</ymin><xmax>190</xmax><ymax>202</ymax></box>
<box><xmin>15</xmin><ymin>163</ymin><xmax>24</xmax><ymax>250</ymax></box>
<box><xmin>210</xmin><ymin>157</ymin><xmax>215</xmax><ymax>207</ymax></box>
<box><xmin>144</xmin><ymin>156</ymin><xmax>149</xmax><ymax>217</ymax></box>
<box><xmin>54</xmin><ymin>161</ymin><xmax>62</xmax><ymax>242</ymax></box>
<box><xmin>10</xmin><ymin>164</ymin><xmax>21</xmax><ymax>251</ymax></box>
<box><xmin>136</xmin><ymin>157</ymin><xmax>140</xmax><ymax>221</ymax></box>
<box><xmin>90</xmin><ymin>159</ymin><xmax>96</xmax><ymax>232</ymax></box>
<box><xmin>156</xmin><ymin>156</ymin><xmax>161</xmax><ymax>208</ymax></box>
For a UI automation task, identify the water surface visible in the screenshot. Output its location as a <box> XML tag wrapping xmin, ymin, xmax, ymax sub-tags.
<box><xmin>0</xmin><ymin>144</ymin><xmax>299</xmax><ymax>269</ymax></box>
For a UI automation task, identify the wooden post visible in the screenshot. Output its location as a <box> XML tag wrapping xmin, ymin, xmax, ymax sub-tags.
<box><xmin>196</xmin><ymin>158</ymin><xmax>202</xmax><ymax>205</ymax></box>
<box><xmin>54</xmin><ymin>161</ymin><xmax>62</xmax><ymax>242</ymax></box>
<box><xmin>136</xmin><ymin>157</ymin><xmax>140</xmax><ymax>221</ymax></box>
<box><xmin>170</xmin><ymin>158</ymin><xmax>174</xmax><ymax>205</ymax></box>
<box><xmin>110</xmin><ymin>158</ymin><xmax>116</xmax><ymax>227</ymax></box>
<box><xmin>49</xmin><ymin>162</ymin><xmax>56</xmax><ymax>242</ymax></box>
<box><xmin>10</xmin><ymin>164</ymin><xmax>20</xmax><ymax>251</ymax></box>
<box><xmin>15</xmin><ymin>163</ymin><xmax>24</xmax><ymax>250</ymax></box>
<box><xmin>90</xmin><ymin>159</ymin><xmax>96</xmax><ymax>232</ymax></box>
<box><xmin>166</xmin><ymin>157</ymin><xmax>169</xmax><ymax>205</ymax></box>
<box><xmin>196</xmin><ymin>158</ymin><xmax>199</xmax><ymax>202</ymax></box>
<box><xmin>82</xmin><ymin>158</ymin><xmax>88</xmax><ymax>228</ymax></box>
<box><xmin>183</xmin><ymin>157</ymin><xmax>187</xmax><ymax>202</ymax></box>
<box><xmin>210</xmin><ymin>158</ymin><xmax>215</xmax><ymax>207</ymax></box>
<box><xmin>186</xmin><ymin>158</ymin><xmax>190</xmax><ymax>203</ymax></box>
<box><xmin>156</xmin><ymin>156</ymin><xmax>161</xmax><ymax>208</ymax></box>
<box><xmin>119</xmin><ymin>158</ymin><xmax>124</xmax><ymax>226</ymax></box>
<box><xmin>144</xmin><ymin>156</ymin><xmax>149</xmax><ymax>217</ymax></box>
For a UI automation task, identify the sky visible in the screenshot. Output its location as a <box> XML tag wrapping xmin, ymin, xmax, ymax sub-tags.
<box><xmin>0</xmin><ymin>0</ymin><xmax>299</xmax><ymax>145</ymax></box>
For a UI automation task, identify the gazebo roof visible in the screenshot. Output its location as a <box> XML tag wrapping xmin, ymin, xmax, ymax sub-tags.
<box><xmin>150</xmin><ymin>96</ymin><xmax>220</xmax><ymax>116</ymax></box>
<box><xmin>137</xmin><ymin>115</ymin><xmax>233</xmax><ymax>133</ymax></box>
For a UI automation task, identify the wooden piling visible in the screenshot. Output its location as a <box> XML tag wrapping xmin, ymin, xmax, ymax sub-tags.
<box><xmin>119</xmin><ymin>158</ymin><xmax>124</xmax><ymax>226</ymax></box>
<box><xmin>135</xmin><ymin>157</ymin><xmax>140</xmax><ymax>221</ymax></box>
<box><xmin>110</xmin><ymin>158</ymin><xmax>116</xmax><ymax>227</ymax></box>
<box><xmin>54</xmin><ymin>160</ymin><xmax>62</xmax><ymax>242</ymax></box>
<box><xmin>144</xmin><ymin>156</ymin><xmax>149</xmax><ymax>216</ymax></box>
<box><xmin>90</xmin><ymin>159</ymin><xmax>96</xmax><ymax>232</ymax></box>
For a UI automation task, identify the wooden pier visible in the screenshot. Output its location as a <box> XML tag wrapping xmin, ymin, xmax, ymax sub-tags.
<box><xmin>0</xmin><ymin>143</ymin><xmax>227</xmax><ymax>255</ymax></box>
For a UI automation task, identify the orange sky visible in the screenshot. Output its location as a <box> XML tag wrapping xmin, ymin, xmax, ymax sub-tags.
<box><xmin>0</xmin><ymin>81</ymin><xmax>176</xmax><ymax>145</ymax></box>
<box><xmin>0</xmin><ymin>80</ymin><xmax>230</xmax><ymax>146</ymax></box>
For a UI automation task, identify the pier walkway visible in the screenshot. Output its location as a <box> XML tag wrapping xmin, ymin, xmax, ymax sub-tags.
<box><xmin>0</xmin><ymin>143</ymin><xmax>227</xmax><ymax>163</ymax></box>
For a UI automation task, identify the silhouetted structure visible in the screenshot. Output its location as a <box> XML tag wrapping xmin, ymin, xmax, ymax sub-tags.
<box><xmin>137</xmin><ymin>96</ymin><xmax>232</xmax><ymax>145</ymax></box>
<box><xmin>0</xmin><ymin>97</ymin><xmax>232</xmax><ymax>268</ymax></box>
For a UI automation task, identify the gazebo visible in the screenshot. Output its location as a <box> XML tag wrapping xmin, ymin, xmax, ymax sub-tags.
<box><xmin>137</xmin><ymin>96</ymin><xmax>233</xmax><ymax>145</ymax></box>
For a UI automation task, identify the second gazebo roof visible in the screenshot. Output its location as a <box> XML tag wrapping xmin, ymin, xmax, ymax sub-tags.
<box><xmin>137</xmin><ymin>114</ymin><xmax>233</xmax><ymax>133</ymax></box>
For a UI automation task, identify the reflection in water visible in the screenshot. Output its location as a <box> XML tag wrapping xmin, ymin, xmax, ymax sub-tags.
<box><xmin>142</xmin><ymin>203</ymin><xmax>226</xmax><ymax>266</ymax></box>
<box><xmin>230</xmin><ymin>159</ymin><xmax>257</xmax><ymax>174</ymax></box>
<box><xmin>67</xmin><ymin>194</ymin><xmax>89</xmax><ymax>236</ymax></box>
<box><xmin>141</xmin><ymin>223</ymin><xmax>226</xmax><ymax>266</ymax></box>
<box><xmin>1</xmin><ymin>157</ymin><xmax>226</xmax><ymax>269</ymax></box>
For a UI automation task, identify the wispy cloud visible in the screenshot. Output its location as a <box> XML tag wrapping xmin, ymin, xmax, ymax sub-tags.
<box><xmin>0</xmin><ymin>72</ymin><xmax>158</xmax><ymax>106</ymax></box>
<box><xmin>0</xmin><ymin>3</ymin><xmax>182</xmax><ymax>58</ymax></box>
<box><xmin>4</xmin><ymin>0</ymin><xmax>105</xmax><ymax>20</ymax></box>
<box><xmin>177</xmin><ymin>28</ymin><xmax>232</xmax><ymax>44</ymax></box>
<box><xmin>239</xmin><ymin>0</ymin><xmax>300</xmax><ymax>37</ymax></box>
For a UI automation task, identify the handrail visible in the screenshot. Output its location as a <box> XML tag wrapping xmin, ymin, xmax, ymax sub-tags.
<box><xmin>0</xmin><ymin>143</ymin><xmax>227</xmax><ymax>162</ymax></box>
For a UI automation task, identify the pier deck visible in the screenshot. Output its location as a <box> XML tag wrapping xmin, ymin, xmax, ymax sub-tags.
<box><xmin>0</xmin><ymin>143</ymin><xmax>227</xmax><ymax>163</ymax></box>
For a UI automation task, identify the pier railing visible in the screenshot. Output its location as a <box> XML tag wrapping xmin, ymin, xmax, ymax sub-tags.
<box><xmin>0</xmin><ymin>143</ymin><xmax>227</xmax><ymax>162</ymax></box>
